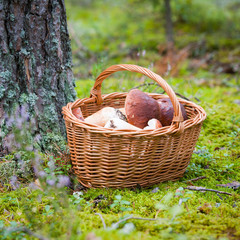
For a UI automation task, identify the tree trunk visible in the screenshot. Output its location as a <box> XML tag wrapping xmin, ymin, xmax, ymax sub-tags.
<box><xmin>164</xmin><ymin>0</ymin><xmax>174</xmax><ymax>49</ymax></box>
<box><xmin>0</xmin><ymin>0</ymin><xmax>76</xmax><ymax>151</ymax></box>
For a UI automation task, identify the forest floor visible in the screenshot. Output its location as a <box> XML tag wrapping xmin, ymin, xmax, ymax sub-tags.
<box><xmin>1</xmin><ymin>1</ymin><xmax>240</xmax><ymax>239</ymax></box>
<box><xmin>0</xmin><ymin>65</ymin><xmax>240</xmax><ymax>239</ymax></box>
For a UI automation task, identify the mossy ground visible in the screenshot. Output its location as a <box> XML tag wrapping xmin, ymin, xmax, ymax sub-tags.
<box><xmin>1</xmin><ymin>67</ymin><xmax>240</xmax><ymax>240</ymax></box>
<box><xmin>1</xmin><ymin>1</ymin><xmax>240</xmax><ymax>239</ymax></box>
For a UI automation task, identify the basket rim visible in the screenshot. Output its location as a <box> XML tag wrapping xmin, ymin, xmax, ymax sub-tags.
<box><xmin>62</xmin><ymin>92</ymin><xmax>206</xmax><ymax>137</ymax></box>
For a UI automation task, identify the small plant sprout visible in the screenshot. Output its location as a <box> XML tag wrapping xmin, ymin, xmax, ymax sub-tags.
<box><xmin>174</xmin><ymin>187</ymin><xmax>193</xmax><ymax>204</ymax></box>
<box><xmin>155</xmin><ymin>189</ymin><xmax>193</xmax><ymax>222</ymax></box>
<box><xmin>71</xmin><ymin>191</ymin><xmax>84</xmax><ymax>204</ymax></box>
<box><xmin>110</xmin><ymin>195</ymin><xmax>132</xmax><ymax>212</ymax></box>
<box><xmin>194</xmin><ymin>146</ymin><xmax>215</xmax><ymax>163</ymax></box>
<box><xmin>43</xmin><ymin>205</ymin><xmax>54</xmax><ymax>216</ymax></box>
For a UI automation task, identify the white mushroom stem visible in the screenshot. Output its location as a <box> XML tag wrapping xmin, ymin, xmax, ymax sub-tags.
<box><xmin>144</xmin><ymin>119</ymin><xmax>162</xmax><ymax>130</ymax></box>
<box><xmin>85</xmin><ymin>107</ymin><xmax>127</xmax><ymax>127</ymax></box>
<box><xmin>104</xmin><ymin>118</ymin><xmax>141</xmax><ymax>130</ymax></box>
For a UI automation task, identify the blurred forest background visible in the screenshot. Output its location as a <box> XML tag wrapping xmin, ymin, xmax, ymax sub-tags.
<box><xmin>65</xmin><ymin>0</ymin><xmax>240</xmax><ymax>84</ymax></box>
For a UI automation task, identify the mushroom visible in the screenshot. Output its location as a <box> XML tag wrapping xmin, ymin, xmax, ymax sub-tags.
<box><xmin>104</xmin><ymin>118</ymin><xmax>141</xmax><ymax>130</ymax></box>
<box><xmin>157</xmin><ymin>98</ymin><xmax>188</xmax><ymax>126</ymax></box>
<box><xmin>118</xmin><ymin>107</ymin><xmax>126</xmax><ymax>116</ymax></box>
<box><xmin>85</xmin><ymin>107</ymin><xmax>127</xmax><ymax>127</ymax></box>
<box><xmin>72</xmin><ymin>107</ymin><xmax>84</xmax><ymax>121</ymax></box>
<box><xmin>144</xmin><ymin>118</ymin><xmax>162</xmax><ymax>130</ymax></box>
<box><xmin>125</xmin><ymin>89</ymin><xmax>161</xmax><ymax>129</ymax></box>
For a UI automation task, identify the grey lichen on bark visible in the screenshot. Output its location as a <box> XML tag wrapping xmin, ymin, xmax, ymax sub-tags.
<box><xmin>0</xmin><ymin>0</ymin><xmax>76</xmax><ymax>151</ymax></box>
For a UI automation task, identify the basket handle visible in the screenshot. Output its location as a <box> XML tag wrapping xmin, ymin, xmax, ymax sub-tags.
<box><xmin>90</xmin><ymin>64</ymin><xmax>184</xmax><ymax>128</ymax></box>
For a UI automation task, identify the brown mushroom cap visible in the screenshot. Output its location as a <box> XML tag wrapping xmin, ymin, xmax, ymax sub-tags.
<box><xmin>157</xmin><ymin>98</ymin><xmax>188</xmax><ymax>126</ymax></box>
<box><xmin>125</xmin><ymin>89</ymin><xmax>161</xmax><ymax>129</ymax></box>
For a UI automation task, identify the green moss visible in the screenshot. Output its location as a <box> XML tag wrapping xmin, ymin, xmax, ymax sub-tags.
<box><xmin>0</xmin><ymin>181</ymin><xmax>239</xmax><ymax>239</ymax></box>
<box><xmin>9</xmin><ymin>14</ymin><xmax>15</xmax><ymax>22</ymax></box>
<box><xmin>0</xmin><ymin>86</ymin><xmax>6</xmax><ymax>99</ymax></box>
<box><xmin>1</xmin><ymin>43</ymin><xmax>240</xmax><ymax>239</ymax></box>
<box><xmin>19</xmin><ymin>93</ymin><xmax>38</xmax><ymax>112</ymax></box>
<box><xmin>20</xmin><ymin>48</ymin><xmax>30</xmax><ymax>57</ymax></box>
<box><xmin>40</xmin><ymin>132</ymin><xmax>67</xmax><ymax>153</ymax></box>
<box><xmin>0</xmin><ymin>70</ymin><xmax>12</xmax><ymax>82</ymax></box>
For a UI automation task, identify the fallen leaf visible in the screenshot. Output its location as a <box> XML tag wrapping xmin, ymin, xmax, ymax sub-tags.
<box><xmin>30</xmin><ymin>179</ymin><xmax>43</xmax><ymax>191</ymax></box>
<box><xmin>86</xmin><ymin>232</ymin><xmax>101</xmax><ymax>240</ymax></box>
<box><xmin>16</xmin><ymin>210</ymin><xmax>22</xmax><ymax>216</ymax></box>
<box><xmin>198</xmin><ymin>203</ymin><xmax>212</xmax><ymax>214</ymax></box>
<box><xmin>151</xmin><ymin>187</ymin><xmax>159</xmax><ymax>193</ymax></box>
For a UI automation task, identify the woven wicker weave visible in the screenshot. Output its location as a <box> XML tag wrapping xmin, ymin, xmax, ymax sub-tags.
<box><xmin>62</xmin><ymin>64</ymin><xmax>206</xmax><ymax>188</ymax></box>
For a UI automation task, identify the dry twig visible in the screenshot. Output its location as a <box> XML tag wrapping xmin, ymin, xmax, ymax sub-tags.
<box><xmin>95</xmin><ymin>212</ymin><xmax>159</xmax><ymax>230</ymax></box>
<box><xmin>184</xmin><ymin>186</ymin><xmax>232</xmax><ymax>196</ymax></box>
<box><xmin>111</xmin><ymin>215</ymin><xmax>159</xmax><ymax>229</ymax></box>
<box><xmin>183</xmin><ymin>176</ymin><xmax>206</xmax><ymax>183</ymax></box>
<box><xmin>95</xmin><ymin>213</ymin><xmax>106</xmax><ymax>229</ymax></box>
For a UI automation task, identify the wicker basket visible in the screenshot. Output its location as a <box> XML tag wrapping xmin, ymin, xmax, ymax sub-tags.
<box><xmin>62</xmin><ymin>64</ymin><xmax>206</xmax><ymax>188</ymax></box>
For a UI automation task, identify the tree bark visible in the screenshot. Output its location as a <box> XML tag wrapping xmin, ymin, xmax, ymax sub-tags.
<box><xmin>164</xmin><ymin>0</ymin><xmax>174</xmax><ymax>48</ymax></box>
<box><xmin>0</xmin><ymin>0</ymin><xmax>76</xmax><ymax>150</ymax></box>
